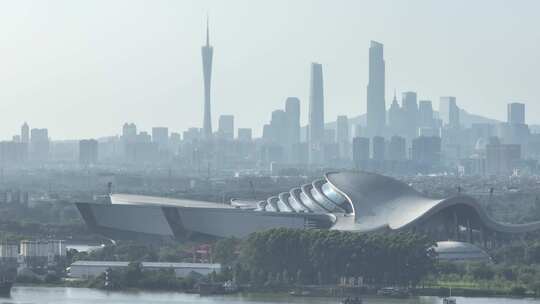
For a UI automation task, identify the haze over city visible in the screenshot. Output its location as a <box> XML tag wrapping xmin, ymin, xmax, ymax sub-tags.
<box><xmin>1</xmin><ymin>0</ymin><xmax>539</xmax><ymax>139</ymax></box>
<box><xmin>5</xmin><ymin>2</ymin><xmax>540</xmax><ymax>303</ymax></box>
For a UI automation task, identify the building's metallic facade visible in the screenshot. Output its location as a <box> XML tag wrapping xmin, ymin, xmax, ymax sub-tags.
<box><xmin>76</xmin><ymin>171</ymin><xmax>540</xmax><ymax>246</ymax></box>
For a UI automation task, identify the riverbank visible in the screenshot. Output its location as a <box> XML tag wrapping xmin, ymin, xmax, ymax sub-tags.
<box><xmin>4</xmin><ymin>286</ymin><xmax>540</xmax><ymax>304</ymax></box>
<box><xmin>12</xmin><ymin>279</ymin><xmax>536</xmax><ymax>299</ymax></box>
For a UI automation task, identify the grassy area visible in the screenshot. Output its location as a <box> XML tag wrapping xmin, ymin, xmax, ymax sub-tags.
<box><xmin>420</xmin><ymin>279</ymin><xmax>529</xmax><ymax>297</ymax></box>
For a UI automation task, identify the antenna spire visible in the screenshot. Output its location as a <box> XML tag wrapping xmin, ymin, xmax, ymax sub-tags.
<box><xmin>206</xmin><ymin>15</ymin><xmax>210</xmax><ymax>46</ymax></box>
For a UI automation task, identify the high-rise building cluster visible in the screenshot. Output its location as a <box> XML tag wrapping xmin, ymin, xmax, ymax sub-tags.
<box><xmin>1</xmin><ymin>24</ymin><xmax>538</xmax><ymax>177</ymax></box>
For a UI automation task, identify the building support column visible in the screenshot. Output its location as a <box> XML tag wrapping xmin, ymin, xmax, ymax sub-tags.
<box><xmin>481</xmin><ymin>227</ymin><xmax>487</xmax><ymax>249</ymax></box>
<box><xmin>467</xmin><ymin>219</ymin><xmax>472</xmax><ymax>243</ymax></box>
<box><xmin>453</xmin><ymin>211</ymin><xmax>459</xmax><ymax>241</ymax></box>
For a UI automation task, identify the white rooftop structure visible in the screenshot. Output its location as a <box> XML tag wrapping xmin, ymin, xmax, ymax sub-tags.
<box><xmin>435</xmin><ymin>241</ymin><xmax>491</xmax><ymax>263</ymax></box>
<box><xmin>68</xmin><ymin>260</ymin><xmax>221</xmax><ymax>279</ymax></box>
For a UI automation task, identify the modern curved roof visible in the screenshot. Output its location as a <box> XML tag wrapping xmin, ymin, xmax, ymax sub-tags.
<box><xmin>105</xmin><ymin>171</ymin><xmax>540</xmax><ymax>236</ymax></box>
<box><xmin>325</xmin><ymin>171</ymin><xmax>540</xmax><ymax>233</ymax></box>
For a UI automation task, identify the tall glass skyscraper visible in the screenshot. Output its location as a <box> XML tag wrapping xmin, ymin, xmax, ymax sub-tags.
<box><xmin>285</xmin><ymin>97</ymin><xmax>301</xmax><ymax>146</ymax></box>
<box><xmin>309</xmin><ymin>63</ymin><xmax>324</xmax><ymax>164</ymax></box>
<box><xmin>366</xmin><ymin>41</ymin><xmax>386</xmax><ymax>137</ymax></box>
<box><xmin>201</xmin><ymin>19</ymin><xmax>213</xmax><ymax>140</ymax></box>
<box><xmin>507</xmin><ymin>102</ymin><xmax>525</xmax><ymax>125</ymax></box>
<box><xmin>439</xmin><ymin>96</ymin><xmax>460</xmax><ymax>129</ymax></box>
<box><xmin>402</xmin><ymin>91</ymin><xmax>418</xmax><ymax>140</ymax></box>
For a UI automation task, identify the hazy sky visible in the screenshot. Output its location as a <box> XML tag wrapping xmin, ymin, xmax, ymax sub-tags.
<box><xmin>1</xmin><ymin>0</ymin><xmax>539</xmax><ymax>140</ymax></box>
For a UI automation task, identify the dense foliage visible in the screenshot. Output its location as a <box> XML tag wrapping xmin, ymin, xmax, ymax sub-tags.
<box><xmin>428</xmin><ymin>261</ymin><xmax>540</xmax><ymax>296</ymax></box>
<box><xmin>69</xmin><ymin>241</ymin><xmax>200</xmax><ymax>264</ymax></box>
<box><xmin>215</xmin><ymin>228</ymin><xmax>436</xmax><ymax>287</ymax></box>
<box><xmin>490</xmin><ymin>239</ymin><xmax>540</xmax><ymax>265</ymax></box>
<box><xmin>86</xmin><ymin>262</ymin><xmax>196</xmax><ymax>291</ymax></box>
<box><xmin>424</xmin><ymin>239</ymin><xmax>540</xmax><ymax>296</ymax></box>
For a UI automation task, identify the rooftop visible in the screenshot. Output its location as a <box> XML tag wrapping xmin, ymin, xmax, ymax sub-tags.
<box><xmin>70</xmin><ymin>260</ymin><xmax>221</xmax><ymax>269</ymax></box>
<box><xmin>111</xmin><ymin>193</ymin><xmax>234</xmax><ymax>209</ymax></box>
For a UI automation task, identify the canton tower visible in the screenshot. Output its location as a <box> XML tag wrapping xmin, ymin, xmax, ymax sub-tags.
<box><xmin>201</xmin><ymin>18</ymin><xmax>213</xmax><ymax>140</ymax></box>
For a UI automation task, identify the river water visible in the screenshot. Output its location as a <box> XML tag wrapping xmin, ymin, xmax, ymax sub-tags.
<box><xmin>2</xmin><ymin>287</ymin><xmax>540</xmax><ymax>304</ymax></box>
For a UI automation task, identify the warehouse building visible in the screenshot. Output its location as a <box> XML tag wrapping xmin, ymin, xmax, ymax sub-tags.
<box><xmin>67</xmin><ymin>260</ymin><xmax>221</xmax><ymax>279</ymax></box>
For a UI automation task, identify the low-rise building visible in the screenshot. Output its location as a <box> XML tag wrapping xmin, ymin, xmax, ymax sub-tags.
<box><xmin>0</xmin><ymin>243</ymin><xmax>19</xmax><ymax>261</ymax></box>
<box><xmin>67</xmin><ymin>261</ymin><xmax>221</xmax><ymax>279</ymax></box>
<box><xmin>20</xmin><ymin>240</ymin><xmax>66</xmax><ymax>266</ymax></box>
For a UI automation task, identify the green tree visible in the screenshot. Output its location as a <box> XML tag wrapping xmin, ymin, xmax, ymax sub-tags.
<box><xmin>125</xmin><ymin>262</ymin><xmax>144</xmax><ymax>287</ymax></box>
<box><xmin>212</xmin><ymin>237</ymin><xmax>240</xmax><ymax>265</ymax></box>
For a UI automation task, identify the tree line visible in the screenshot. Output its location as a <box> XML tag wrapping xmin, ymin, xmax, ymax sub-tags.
<box><xmin>76</xmin><ymin>262</ymin><xmax>196</xmax><ymax>291</ymax></box>
<box><xmin>214</xmin><ymin>228</ymin><xmax>437</xmax><ymax>287</ymax></box>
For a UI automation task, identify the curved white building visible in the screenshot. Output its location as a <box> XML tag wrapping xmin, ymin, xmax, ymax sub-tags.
<box><xmin>76</xmin><ymin>171</ymin><xmax>540</xmax><ymax>244</ymax></box>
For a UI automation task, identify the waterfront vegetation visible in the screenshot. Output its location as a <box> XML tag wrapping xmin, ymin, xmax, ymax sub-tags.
<box><xmin>62</xmin><ymin>229</ymin><xmax>436</xmax><ymax>291</ymax></box>
<box><xmin>10</xmin><ymin>227</ymin><xmax>540</xmax><ymax>297</ymax></box>
<box><xmin>83</xmin><ymin>262</ymin><xmax>198</xmax><ymax>291</ymax></box>
<box><xmin>423</xmin><ymin>247</ymin><xmax>540</xmax><ymax>296</ymax></box>
<box><xmin>211</xmin><ymin>229</ymin><xmax>540</xmax><ymax>297</ymax></box>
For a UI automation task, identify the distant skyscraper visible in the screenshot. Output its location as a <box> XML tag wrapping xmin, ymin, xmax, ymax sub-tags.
<box><xmin>354</xmin><ymin>124</ymin><xmax>363</xmax><ymax>138</ymax></box>
<box><xmin>0</xmin><ymin>141</ymin><xmax>27</xmax><ymax>163</ymax></box>
<box><xmin>170</xmin><ymin>132</ymin><xmax>181</xmax><ymax>149</ymax></box>
<box><xmin>507</xmin><ymin>102</ymin><xmax>525</xmax><ymax>125</ymax></box>
<box><xmin>372</xmin><ymin>136</ymin><xmax>386</xmax><ymax>161</ymax></box>
<box><xmin>262</xmin><ymin>124</ymin><xmax>272</xmax><ymax>142</ymax></box>
<box><xmin>352</xmin><ymin>137</ymin><xmax>370</xmax><ymax>169</ymax></box>
<box><xmin>402</xmin><ymin>92</ymin><xmax>418</xmax><ymax>140</ymax></box>
<box><xmin>122</xmin><ymin>123</ymin><xmax>137</xmax><ymax>143</ymax></box>
<box><xmin>237</xmin><ymin>128</ymin><xmax>252</xmax><ymax>142</ymax></box>
<box><xmin>388</xmin><ymin>92</ymin><xmax>402</xmax><ymax>136</ymax></box>
<box><xmin>285</xmin><ymin>97</ymin><xmax>301</xmax><ymax>145</ymax></box>
<box><xmin>336</xmin><ymin>115</ymin><xmax>349</xmax><ymax>144</ymax></box>
<box><xmin>270</xmin><ymin>110</ymin><xmax>287</xmax><ymax>143</ymax></box>
<box><xmin>30</xmin><ymin>128</ymin><xmax>50</xmax><ymax>161</ymax></box>
<box><xmin>218</xmin><ymin>115</ymin><xmax>234</xmax><ymax>140</ymax></box>
<box><xmin>336</xmin><ymin>115</ymin><xmax>350</xmax><ymax>159</ymax></box>
<box><xmin>412</xmin><ymin>136</ymin><xmax>442</xmax><ymax>166</ymax></box>
<box><xmin>137</xmin><ymin>131</ymin><xmax>152</xmax><ymax>143</ymax></box>
<box><xmin>79</xmin><ymin>139</ymin><xmax>99</xmax><ymax>164</ymax></box>
<box><xmin>170</xmin><ymin>132</ymin><xmax>181</xmax><ymax>142</ymax></box>
<box><xmin>366</xmin><ymin>41</ymin><xmax>386</xmax><ymax>137</ymax></box>
<box><xmin>285</xmin><ymin>97</ymin><xmax>301</xmax><ymax>163</ymax></box>
<box><xmin>308</xmin><ymin>62</ymin><xmax>325</xmax><ymax>164</ymax></box>
<box><xmin>183</xmin><ymin>128</ymin><xmax>201</xmax><ymax>143</ymax></box>
<box><xmin>418</xmin><ymin>100</ymin><xmax>434</xmax><ymax>128</ymax></box>
<box><xmin>21</xmin><ymin>122</ymin><xmax>29</xmax><ymax>143</ymax></box>
<box><xmin>201</xmin><ymin>18</ymin><xmax>213</xmax><ymax>140</ymax></box>
<box><xmin>439</xmin><ymin>97</ymin><xmax>460</xmax><ymax>129</ymax></box>
<box><xmin>324</xmin><ymin>129</ymin><xmax>336</xmax><ymax>144</ymax></box>
<box><xmin>388</xmin><ymin>135</ymin><xmax>406</xmax><ymax>161</ymax></box>
<box><xmin>486</xmin><ymin>140</ymin><xmax>521</xmax><ymax>175</ymax></box>
<box><xmin>152</xmin><ymin>127</ymin><xmax>169</xmax><ymax>149</ymax></box>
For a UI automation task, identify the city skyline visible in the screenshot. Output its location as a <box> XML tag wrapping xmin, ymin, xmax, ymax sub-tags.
<box><xmin>2</xmin><ymin>2</ymin><xmax>540</xmax><ymax>299</ymax></box>
<box><xmin>1</xmin><ymin>0</ymin><xmax>539</xmax><ymax>140</ymax></box>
